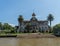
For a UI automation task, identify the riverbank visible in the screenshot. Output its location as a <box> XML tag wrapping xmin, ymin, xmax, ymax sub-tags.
<box><xmin>17</xmin><ymin>33</ymin><xmax>57</xmax><ymax>38</ymax></box>
<box><xmin>0</xmin><ymin>34</ymin><xmax>17</xmax><ymax>37</ymax></box>
<box><xmin>0</xmin><ymin>33</ymin><xmax>57</xmax><ymax>38</ymax></box>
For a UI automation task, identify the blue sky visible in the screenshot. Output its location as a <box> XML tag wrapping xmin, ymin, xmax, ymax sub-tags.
<box><xmin>0</xmin><ymin>0</ymin><xmax>60</xmax><ymax>26</ymax></box>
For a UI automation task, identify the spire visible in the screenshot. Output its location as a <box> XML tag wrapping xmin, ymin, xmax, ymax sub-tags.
<box><xmin>32</xmin><ymin>9</ymin><xmax>36</xmax><ymax>16</ymax></box>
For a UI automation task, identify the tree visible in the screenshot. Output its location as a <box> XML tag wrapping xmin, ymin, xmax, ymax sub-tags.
<box><xmin>53</xmin><ymin>24</ymin><xmax>60</xmax><ymax>36</ymax></box>
<box><xmin>18</xmin><ymin>15</ymin><xmax>24</xmax><ymax>32</ymax></box>
<box><xmin>25</xmin><ymin>23</ymin><xmax>31</xmax><ymax>33</ymax></box>
<box><xmin>47</xmin><ymin>14</ymin><xmax>54</xmax><ymax>32</ymax></box>
<box><xmin>18</xmin><ymin>15</ymin><xmax>24</xmax><ymax>26</ymax></box>
<box><xmin>10</xmin><ymin>27</ymin><xmax>16</xmax><ymax>33</ymax></box>
<box><xmin>0</xmin><ymin>22</ymin><xmax>2</xmax><ymax>30</ymax></box>
<box><xmin>3</xmin><ymin>23</ymin><xmax>15</xmax><ymax>33</ymax></box>
<box><xmin>3</xmin><ymin>23</ymin><xmax>9</xmax><ymax>30</ymax></box>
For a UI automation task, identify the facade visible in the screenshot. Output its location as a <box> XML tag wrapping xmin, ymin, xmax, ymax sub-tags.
<box><xmin>17</xmin><ymin>13</ymin><xmax>49</xmax><ymax>33</ymax></box>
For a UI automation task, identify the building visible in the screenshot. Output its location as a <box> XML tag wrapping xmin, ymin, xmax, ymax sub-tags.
<box><xmin>17</xmin><ymin>13</ymin><xmax>49</xmax><ymax>33</ymax></box>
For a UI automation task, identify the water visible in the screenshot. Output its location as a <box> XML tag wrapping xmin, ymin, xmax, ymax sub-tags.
<box><xmin>0</xmin><ymin>38</ymin><xmax>60</xmax><ymax>46</ymax></box>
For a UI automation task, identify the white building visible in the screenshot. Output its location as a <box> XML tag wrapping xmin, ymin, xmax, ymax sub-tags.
<box><xmin>17</xmin><ymin>13</ymin><xmax>49</xmax><ymax>33</ymax></box>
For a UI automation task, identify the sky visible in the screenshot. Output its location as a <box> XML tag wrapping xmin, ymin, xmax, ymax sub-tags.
<box><xmin>0</xmin><ymin>0</ymin><xmax>60</xmax><ymax>26</ymax></box>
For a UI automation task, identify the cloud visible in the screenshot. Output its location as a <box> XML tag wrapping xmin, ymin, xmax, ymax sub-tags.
<box><xmin>8</xmin><ymin>23</ymin><xmax>15</xmax><ymax>27</ymax></box>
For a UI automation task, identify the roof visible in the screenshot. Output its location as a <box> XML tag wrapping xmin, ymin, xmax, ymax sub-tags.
<box><xmin>32</xmin><ymin>13</ymin><xmax>36</xmax><ymax>16</ymax></box>
<box><xmin>30</xmin><ymin>17</ymin><xmax>38</xmax><ymax>21</ymax></box>
<box><xmin>23</xmin><ymin>20</ymin><xmax>48</xmax><ymax>23</ymax></box>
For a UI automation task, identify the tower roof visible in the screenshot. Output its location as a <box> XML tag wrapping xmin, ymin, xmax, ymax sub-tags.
<box><xmin>32</xmin><ymin>12</ymin><xmax>36</xmax><ymax>16</ymax></box>
<box><xmin>30</xmin><ymin>13</ymin><xmax>38</xmax><ymax>21</ymax></box>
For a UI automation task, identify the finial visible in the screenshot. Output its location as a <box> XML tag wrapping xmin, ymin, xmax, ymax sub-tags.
<box><xmin>32</xmin><ymin>9</ymin><xmax>36</xmax><ymax>16</ymax></box>
<box><xmin>33</xmin><ymin>9</ymin><xmax>34</xmax><ymax>13</ymax></box>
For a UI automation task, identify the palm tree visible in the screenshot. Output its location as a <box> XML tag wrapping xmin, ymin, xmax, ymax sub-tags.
<box><xmin>18</xmin><ymin>15</ymin><xmax>24</xmax><ymax>26</ymax></box>
<box><xmin>47</xmin><ymin>14</ymin><xmax>54</xmax><ymax>32</ymax></box>
<box><xmin>18</xmin><ymin>15</ymin><xmax>24</xmax><ymax>32</ymax></box>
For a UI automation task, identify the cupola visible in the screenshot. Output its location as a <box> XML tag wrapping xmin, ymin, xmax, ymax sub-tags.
<box><xmin>30</xmin><ymin>13</ymin><xmax>38</xmax><ymax>21</ymax></box>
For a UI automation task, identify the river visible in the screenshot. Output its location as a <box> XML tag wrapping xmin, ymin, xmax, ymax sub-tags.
<box><xmin>0</xmin><ymin>38</ymin><xmax>60</xmax><ymax>46</ymax></box>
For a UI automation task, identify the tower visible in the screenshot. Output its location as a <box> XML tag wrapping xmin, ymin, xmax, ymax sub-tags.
<box><xmin>30</xmin><ymin>13</ymin><xmax>37</xmax><ymax>21</ymax></box>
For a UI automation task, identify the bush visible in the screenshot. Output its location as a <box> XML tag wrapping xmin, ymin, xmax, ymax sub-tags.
<box><xmin>53</xmin><ymin>24</ymin><xmax>60</xmax><ymax>35</ymax></box>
